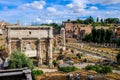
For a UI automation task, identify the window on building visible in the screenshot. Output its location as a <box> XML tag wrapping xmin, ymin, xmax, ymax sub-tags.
<box><xmin>29</xmin><ymin>31</ymin><xmax>31</xmax><ymax>34</ymax></box>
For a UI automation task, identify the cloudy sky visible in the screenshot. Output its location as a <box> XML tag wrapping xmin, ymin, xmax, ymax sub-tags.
<box><xmin>0</xmin><ymin>0</ymin><xmax>120</xmax><ymax>25</ymax></box>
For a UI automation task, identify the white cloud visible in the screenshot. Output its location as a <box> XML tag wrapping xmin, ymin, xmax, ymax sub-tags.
<box><xmin>47</xmin><ymin>7</ymin><xmax>56</xmax><ymax>13</ymax></box>
<box><xmin>46</xmin><ymin>19</ymin><xmax>53</xmax><ymax>24</ymax></box>
<box><xmin>89</xmin><ymin>6</ymin><xmax>98</xmax><ymax>10</ymax></box>
<box><xmin>66</xmin><ymin>3</ymin><xmax>74</xmax><ymax>8</ymax></box>
<box><xmin>19</xmin><ymin>1</ymin><xmax>46</xmax><ymax>10</ymax></box>
<box><xmin>31</xmin><ymin>1</ymin><xmax>46</xmax><ymax>9</ymax></box>
<box><xmin>35</xmin><ymin>18</ymin><xmax>41</xmax><ymax>22</ymax></box>
<box><xmin>66</xmin><ymin>0</ymin><xmax>87</xmax><ymax>13</ymax></box>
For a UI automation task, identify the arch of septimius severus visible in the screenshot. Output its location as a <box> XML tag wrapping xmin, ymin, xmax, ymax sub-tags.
<box><xmin>6</xmin><ymin>26</ymin><xmax>53</xmax><ymax>66</ymax></box>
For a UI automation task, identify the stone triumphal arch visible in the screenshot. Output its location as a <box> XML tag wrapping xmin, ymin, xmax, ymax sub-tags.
<box><xmin>6</xmin><ymin>26</ymin><xmax>53</xmax><ymax>66</ymax></box>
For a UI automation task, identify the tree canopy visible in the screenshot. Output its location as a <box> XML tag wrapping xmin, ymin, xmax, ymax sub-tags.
<box><xmin>41</xmin><ymin>23</ymin><xmax>61</xmax><ymax>30</ymax></box>
<box><xmin>105</xmin><ymin>18</ymin><xmax>120</xmax><ymax>24</ymax></box>
<box><xmin>83</xmin><ymin>27</ymin><xmax>114</xmax><ymax>43</ymax></box>
<box><xmin>84</xmin><ymin>16</ymin><xmax>94</xmax><ymax>24</ymax></box>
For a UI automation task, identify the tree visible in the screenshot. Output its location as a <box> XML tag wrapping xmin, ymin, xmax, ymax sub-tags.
<box><xmin>96</xmin><ymin>29</ymin><xmax>101</xmax><ymax>43</ymax></box>
<box><xmin>105</xmin><ymin>18</ymin><xmax>120</xmax><ymax>24</ymax></box>
<box><xmin>84</xmin><ymin>16</ymin><xmax>94</xmax><ymax>24</ymax></box>
<box><xmin>100</xmin><ymin>28</ymin><xmax>105</xmax><ymax>43</ymax></box>
<box><xmin>41</xmin><ymin>23</ymin><xmax>61</xmax><ymax>30</ymax></box>
<box><xmin>91</xmin><ymin>27</ymin><xmax>97</xmax><ymax>43</ymax></box>
<box><xmin>116</xmin><ymin>51</ymin><xmax>120</xmax><ymax>65</ymax></box>
<box><xmin>76</xmin><ymin>19</ymin><xmax>84</xmax><ymax>24</ymax></box>
<box><xmin>116</xmin><ymin>39</ymin><xmax>120</xmax><ymax>46</ymax></box>
<box><xmin>96</xmin><ymin>17</ymin><xmax>99</xmax><ymax>22</ymax></box>
<box><xmin>82</xmin><ymin>33</ymin><xmax>92</xmax><ymax>42</ymax></box>
<box><xmin>105</xmin><ymin>30</ymin><xmax>113</xmax><ymax>43</ymax></box>
<box><xmin>67</xmin><ymin>19</ymin><xmax>71</xmax><ymax>22</ymax></box>
<box><xmin>8</xmin><ymin>51</ymin><xmax>34</xmax><ymax>69</ymax></box>
<box><xmin>100</xmin><ymin>19</ymin><xmax>104</xmax><ymax>23</ymax></box>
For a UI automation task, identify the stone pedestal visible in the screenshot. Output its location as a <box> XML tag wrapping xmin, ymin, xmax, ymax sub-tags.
<box><xmin>23</xmin><ymin>69</ymin><xmax>32</xmax><ymax>80</ymax></box>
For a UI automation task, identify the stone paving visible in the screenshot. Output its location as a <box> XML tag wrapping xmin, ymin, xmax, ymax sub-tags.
<box><xmin>66</xmin><ymin>43</ymin><xmax>116</xmax><ymax>60</ymax></box>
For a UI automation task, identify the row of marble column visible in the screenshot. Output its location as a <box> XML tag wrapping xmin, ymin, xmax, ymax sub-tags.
<box><xmin>8</xmin><ymin>38</ymin><xmax>53</xmax><ymax>66</ymax></box>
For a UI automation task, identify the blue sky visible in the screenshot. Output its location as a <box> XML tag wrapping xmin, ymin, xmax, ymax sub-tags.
<box><xmin>0</xmin><ymin>0</ymin><xmax>120</xmax><ymax>25</ymax></box>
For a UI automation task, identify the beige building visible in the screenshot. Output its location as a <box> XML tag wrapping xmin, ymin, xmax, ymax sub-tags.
<box><xmin>62</xmin><ymin>21</ymin><xmax>92</xmax><ymax>39</ymax></box>
<box><xmin>62</xmin><ymin>21</ymin><xmax>110</xmax><ymax>40</ymax></box>
<box><xmin>6</xmin><ymin>26</ymin><xmax>53</xmax><ymax>66</ymax></box>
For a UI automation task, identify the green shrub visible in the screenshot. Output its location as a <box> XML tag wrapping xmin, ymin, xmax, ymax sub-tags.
<box><xmin>8</xmin><ymin>51</ymin><xmax>34</xmax><ymax>70</ymax></box>
<box><xmin>32</xmin><ymin>70</ymin><xmax>44</xmax><ymax>80</ymax></box>
<box><xmin>52</xmin><ymin>60</ymin><xmax>57</xmax><ymax>67</ymax></box>
<box><xmin>85</xmin><ymin>65</ymin><xmax>112</xmax><ymax>74</ymax></box>
<box><xmin>32</xmin><ymin>70</ymin><xmax>44</xmax><ymax>75</ymax></box>
<box><xmin>101</xmin><ymin>65</ymin><xmax>112</xmax><ymax>74</ymax></box>
<box><xmin>58</xmin><ymin>66</ymin><xmax>78</xmax><ymax>72</ymax></box>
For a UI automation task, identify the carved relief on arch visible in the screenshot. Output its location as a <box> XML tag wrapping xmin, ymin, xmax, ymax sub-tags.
<box><xmin>22</xmin><ymin>40</ymin><xmax>37</xmax><ymax>51</ymax></box>
<box><xmin>11</xmin><ymin>40</ymin><xmax>20</xmax><ymax>52</ymax></box>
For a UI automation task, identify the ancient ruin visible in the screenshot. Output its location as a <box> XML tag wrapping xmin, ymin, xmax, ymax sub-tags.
<box><xmin>6</xmin><ymin>26</ymin><xmax>53</xmax><ymax>66</ymax></box>
<box><xmin>60</xmin><ymin>28</ymin><xmax>66</xmax><ymax>50</ymax></box>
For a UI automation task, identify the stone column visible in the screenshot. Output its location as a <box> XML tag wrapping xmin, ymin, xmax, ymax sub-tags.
<box><xmin>37</xmin><ymin>39</ymin><xmax>42</xmax><ymax>66</ymax></box>
<box><xmin>8</xmin><ymin>27</ymin><xmax>12</xmax><ymax>55</ymax></box>
<box><xmin>61</xmin><ymin>28</ymin><xmax>66</xmax><ymax>50</ymax></box>
<box><xmin>19</xmin><ymin>39</ymin><xmax>22</xmax><ymax>51</ymax></box>
<box><xmin>49</xmin><ymin>38</ymin><xmax>53</xmax><ymax>66</ymax></box>
<box><xmin>8</xmin><ymin>38</ymin><xmax>11</xmax><ymax>55</ymax></box>
<box><xmin>48</xmin><ymin>27</ymin><xmax>53</xmax><ymax>67</ymax></box>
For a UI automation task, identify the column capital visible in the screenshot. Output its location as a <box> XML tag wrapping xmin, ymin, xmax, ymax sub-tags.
<box><xmin>49</xmin><ymin>27</ymin><xmax>53</xmax><ymax>38</ymax></box>
<box><xmin>37</xmin><ymin>38</ymin><xmax>41</xmax><ymax>44</ymax></box>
